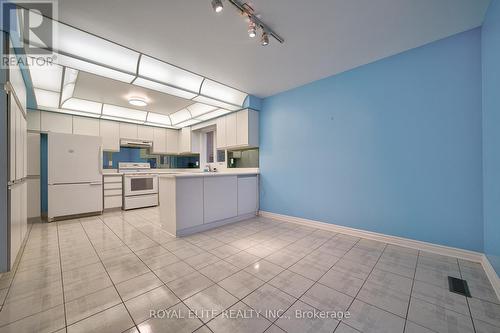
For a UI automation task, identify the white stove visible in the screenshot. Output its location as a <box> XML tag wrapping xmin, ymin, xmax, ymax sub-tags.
<box><xmin>118</xmin><ymin>162</ymin><xmax>153</xmax><ymax>174</ymax></box>
<box><xmin>119</xmin><ymin>163</ymin><xmax>159</xmax><ymax>210</ymax></box>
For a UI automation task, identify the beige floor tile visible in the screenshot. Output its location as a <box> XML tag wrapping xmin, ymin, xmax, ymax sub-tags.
<box><xmin>66</xmin><ymin>303</ymin><xmax>134</xmax><ymax>333</ymax></box>
<box><xmin>115</xmin><ymin>272</ymin><xmax>163</xmax><ymax>301</ymax></box>
<box><xmin>125</xmin><ymin>286</ymin><xmax>180</xmax><ymax>324</ymax></box>
<box><xmin>65</xmin><ymin>286</ymin><xmax>122</xmax><ymax>325</ymax></box>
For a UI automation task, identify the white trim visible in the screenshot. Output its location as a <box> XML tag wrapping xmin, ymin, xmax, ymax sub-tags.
<box><xmin>259</xmin><ymin>210</ymin><xmax>500</xmax><ymax>300</ymax></box>
<box><xmin>481</xmin><ymin>254</ymin><xmax>500</xmax><ymax>301</ymax></box>
<box><xmin>259</xmin><ymin>211</ymin><xmax>483</xmax><ymax>262</ymax></box>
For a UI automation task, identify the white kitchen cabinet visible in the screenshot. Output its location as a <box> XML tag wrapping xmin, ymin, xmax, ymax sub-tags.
<box><xmin>40</xmin><ymin>112</ymin><xmax>72</xmax><ymax>134</ymax></box>
<box><xmin>15</xmin><ymin>104</ymin><xmax>25</xmax><ymax>180</ymax></box>
<box><xmin>216</xmin><ymin>116</ymin><xmax>226</xmax><ymax>149</ymax></box>
<box><xmin>225</xmin><ymin>112</ymin><xmax>237</xmax><ymax>148</ymax></box>
<box><xmin>160</xmin><ymin>173</ymin><xmax>259</xmax><ymax>236</ymax></box>
<box><xmin>103</xmin><ymin>175</ymin><xmax>122</xmax><ymax>210</ymax></box>
<box><xmin>236</xmin><ymin>109</ymin><xmax>259</xmax><ymax>148</ymax></box>
<box><xmin>159</xmin><ymin>176</ymin><xmax>204</xmax><ymax>236</ymax></box>
<box><xmin>27</xmin><ymin>110</ymin><xmax>41</xmax><ymax>131</ymax></box>
<box><xmin>27</xmin><ymin>133</ymin><xmax>40</xmax><ymax>176</ymax></box>
<box><xmin>8</xmin><ymin>96</ymin><xmax>28</xmax><ymax>268</ymax></box>
<box><xmin>119</xmin><ymin>123</ymin><xmax>138</xmax><ymax>139</ymax></box>
<box><xmin>216</xmin><ymin>109</ymin><xmax>259</xmax><ymax>150</ymax></box>
<box><xmin>138</xmin><ymin>125</ymin><xmax>154</xmax><ymax>141</ymax></box>
<box><xmin>203</xmin><ymin>175</ymin><xmax>238</xmax><ymax>224</ymax></box>
<box><xmin>179</xmin><ymin>127</ymin><xmax>191</xmax><ymax>153</ymax></box>
<box><xmin>27</xmin><ymin>178</ymin><xmax>40</xmax><ymax>218</ymax></box>
<box><xmin>41</xmin><ymin>112</ymin><xmax>73</xmax><ymax>134</ymax></box>
<box><xmin>9</xmin><ymin>182</ymin><xmax>22</xmax><ymax>266</ymax></box>
<box><xmin>166</xmin><ymin>129</ymin><xmax>179</xmax><ymax>154</ymax></box>
<box><xmin>179</xmin><ymin>127</ymin><xmax>200</xmax><ymax>154</ymax></box>
<box><xmin>237</xmin><ymin>175</ymin><xmax>259</xmax><ymax>215</ymax></box>
<box><xmin>73</xmin><ymin>117</ymin><xmax>100</xmax><ymax>136</ymax></box>
<box><xmin>99</xmin><ymin>120</ymin><xmax>120</xmax><ymax>152</ymax></box>
<box><xmin>152</xmin><ymin>128</ymin><xmax>167</xmax><ymax>154</ymax></box>
<box><xmin>176</xmin><ymin>177</ymin><xmax>204</xmax><ymax>229</ymax></box>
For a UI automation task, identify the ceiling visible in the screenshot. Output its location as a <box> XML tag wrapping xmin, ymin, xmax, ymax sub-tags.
<box><xmin>58</xmin><ymin>0</ymin><xmax>490</xmax><ymax>98</ymax></box>
<box><xmin>73</xmin><ymin>72</ymin><xmax>194</xmax><ymax>115</ymax></box>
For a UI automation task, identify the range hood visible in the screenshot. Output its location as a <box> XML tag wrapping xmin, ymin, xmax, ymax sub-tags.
<box><xmin>120</xmin><ymin>139</ymin><xmax>153</xmax><ymax>148</ymax></box>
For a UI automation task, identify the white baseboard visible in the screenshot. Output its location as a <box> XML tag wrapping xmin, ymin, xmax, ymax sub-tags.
<box><xmin>259</xmin><ymin>210</ymin><xmax>500</xmax><ymax>300</ymax></box>
<box><xmin>259</xmin><ymin>210</ymin><xmax>483</xmax><ymax>261</ymax></box>
<box><xmin>481</xmin><ymin>254</ymin><xmax>500</xmax><ymax>301</ymax></box>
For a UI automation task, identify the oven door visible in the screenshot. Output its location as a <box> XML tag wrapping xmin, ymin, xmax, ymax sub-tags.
<box><xmin>124</xmin><ymin>175</ymin><xmax>158</xmax><ymax>196</ymax></box>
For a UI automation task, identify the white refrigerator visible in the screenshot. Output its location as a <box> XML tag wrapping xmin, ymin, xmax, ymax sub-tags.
<box><xmin>48</xmin><ymin>132</ymin><xmax>103</xmax><ymax>221</ymax></box>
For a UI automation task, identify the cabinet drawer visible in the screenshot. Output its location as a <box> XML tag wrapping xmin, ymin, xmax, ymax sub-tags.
<box><xmin>104</xmin><ymin>196</ymin><xmax>122</xmax><ymax>209</ymax></box>
<box><xmin>104</xmin><ymin>176</ymin><xmax>123</xmax><ymax>184</ymax></box>
<box><xmin>104</xmin><ymin>182</ymin><xmax>122</xmax><ymax>190</ymax></box>
<box><xmin>104</xmin><ymin>189</ymin><xmax>122</xmax><ymax>196</ymax></box>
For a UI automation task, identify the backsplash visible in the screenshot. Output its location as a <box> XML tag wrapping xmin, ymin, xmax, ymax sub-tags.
<box><xmin>103</xmin><ymin>147</ymin><xmax>199</xmax><ymax>169</ymax></box>
<box><xmin>228</xmin><ymin>148</ymin><xmax>259</xmax><ymax>168</ymax></box>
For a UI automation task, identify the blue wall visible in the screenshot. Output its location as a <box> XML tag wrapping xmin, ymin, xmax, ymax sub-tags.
<box><xmin>260</xmin><ymin>28</ymin><xmax>483</xmax><ymax>252</ymax></box>
<box><xmin>482</xmin><ymin>0</ymin><xmax>500</xmax><ymax>275</ymax></box>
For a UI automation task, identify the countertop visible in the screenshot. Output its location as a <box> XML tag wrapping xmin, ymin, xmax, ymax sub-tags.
<box><xmin>158</xmin><ymin>171</ymin><xmax>260</xmax><ymax>178</ymax></box>
<box><xmin>103</xmin><ymin>169</ymin><xmax>259</xmax><ymax>177</ymax></box>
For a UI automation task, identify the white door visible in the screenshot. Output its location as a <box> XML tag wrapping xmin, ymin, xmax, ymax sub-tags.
<box><xmin>48</xmin><ymin>133</ymin><xmax>102</xmax><ymax>184</ymax></box>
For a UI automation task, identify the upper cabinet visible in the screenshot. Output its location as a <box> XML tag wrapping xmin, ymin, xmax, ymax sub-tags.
<box><xmin>27</xmin><ymin>110</ymin><xmax>41</xmax><ymax>131</ymax></box>
<box><xmin>152</xmin><ymin>127</ymin><xmax>167</xmax><ymax>154</ymax></box>
<box><xmin>100</xmin><ymin>120</ymin><xmax>120</xmax><ymax>152</ymax></box>
<box><xmin>40</xmin><ymin>112</ymin><xmax>73</xmax><ymax>134</ymax></box>
<box><xmin>119</xmin><ymin>123</ymin><xmax>138</xmax><ymax>140</ymax></box>
<box><xmin>166</xmin><ymin>129</ymin><xmax>179</xmax><ymax>154</ymax></box>
<box><xmin>216</xmin><ymin>117</ymin><xmax>226</xmax><ymax>149</ymax></box>
<box><xmin>73</xmin><ymin>117</ymin><xmax>100</xmax><ymax>136</ymax></box>
<box><xmin>34</xmin><ymin>110</ymin><xmax>260</xmax><ymax>156</ymax></box>
<box><xmin>216</xmin><ymin>109</ymin><xmax>259</xmax><ymax>149</ymax></box>
<box><xmin>237</xmin><ymin>109</ymin><xmax>259</xmax><ymax>147</ymax></box>
<box><xmin>137</xmin><ymin>125</ymin><xmax>154</xmax><ymax>141</ymax></box>
<box><xmin>225</xmin><ymin>113</ymin><xmax>237</xmax><ymax>148</ymax></box>
<box><xmin>179</xmin><ymin>127</ymin><xmax>199</xmax><ymax>154</ymax></box>
<box><xmin>27</xmin><ymin>133</ymin><xmax>40</xmax><ymax>176</ymax></box>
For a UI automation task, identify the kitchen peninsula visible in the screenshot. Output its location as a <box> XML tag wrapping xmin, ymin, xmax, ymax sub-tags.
<box><xmin>159</xmin><ymin>171</ymin><xmax>259</xmax><ymax>236</ymax></box>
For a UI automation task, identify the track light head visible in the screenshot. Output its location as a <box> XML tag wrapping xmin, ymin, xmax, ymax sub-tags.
<box><xmin>248</xmin><ymin>19</ymin><xmax>256</xmax><ymax>38</ymax></box>
<box><xmin>261</xmin><ymin>31</ymin><xmax>269</xmax><ymax>46</ymax></box>
<box><xmin>211</xmin><ymin>0</ymin><xmax>223</xmax><ymax>13</ymax></box>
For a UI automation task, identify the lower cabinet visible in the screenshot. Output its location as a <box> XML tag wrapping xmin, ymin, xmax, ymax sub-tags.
<box><xmin>175</xmin><ymin>177</ymin><xmax>204</xmax><ymax>230</ymax></box>
<box><xmin>103</xmin><ymin>175</ymin><xmax>123</xmax><ymax>209</ymax></box>
<box><xmin>203</xmin><ymin>176</ymin><xmax>238</xmax><ymax>224</ymax></box>
<box><xmin>9</xmin><ymin>181</ymin><xmax>27</xmax><ymax>269</ymax></box>
<box><xmin>27</xmin><ymin>178</ymin><xmax>40</xmax><ymax>219</ymax></box>
<box><xmin>237</xmin><ymin>175</ymin><xmax>259</xmax><ymax>215</ymax></box>
<box><xmin>160</xmin><ymin>174</ymin><xmax>259</xmax><ymax>236</ymax></box>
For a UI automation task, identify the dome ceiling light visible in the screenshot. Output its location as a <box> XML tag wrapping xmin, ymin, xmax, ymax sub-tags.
<box><xmin>128</xmin><ymin>97</ymin><xmax>148</xmax><ymax>107</ymax></box>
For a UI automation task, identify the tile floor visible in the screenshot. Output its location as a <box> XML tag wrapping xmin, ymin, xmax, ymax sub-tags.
<box><xmin>0</xmin><ymin>207</ymin><xmax>499</xmax><ymax>333</ymax></box>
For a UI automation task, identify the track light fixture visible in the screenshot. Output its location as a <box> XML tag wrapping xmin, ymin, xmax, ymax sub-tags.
<box><xmin>211</xmin><ymin>0</ymin><xmax>223</xmax><ymax>13</ymax></box>
<box><xmin>248</xmin><ymin>19</ymin><xmax>256</xmax><ymax>38</ymax></box>
<box><xmin>210</xmin><ymin>0</ymin><xmax>284</xmax><ymax>46</ymax></box>
<box><xmin>261</xmin><ymin>31</ymin><xmax>269</xmax><ymax>46</ymax></box>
